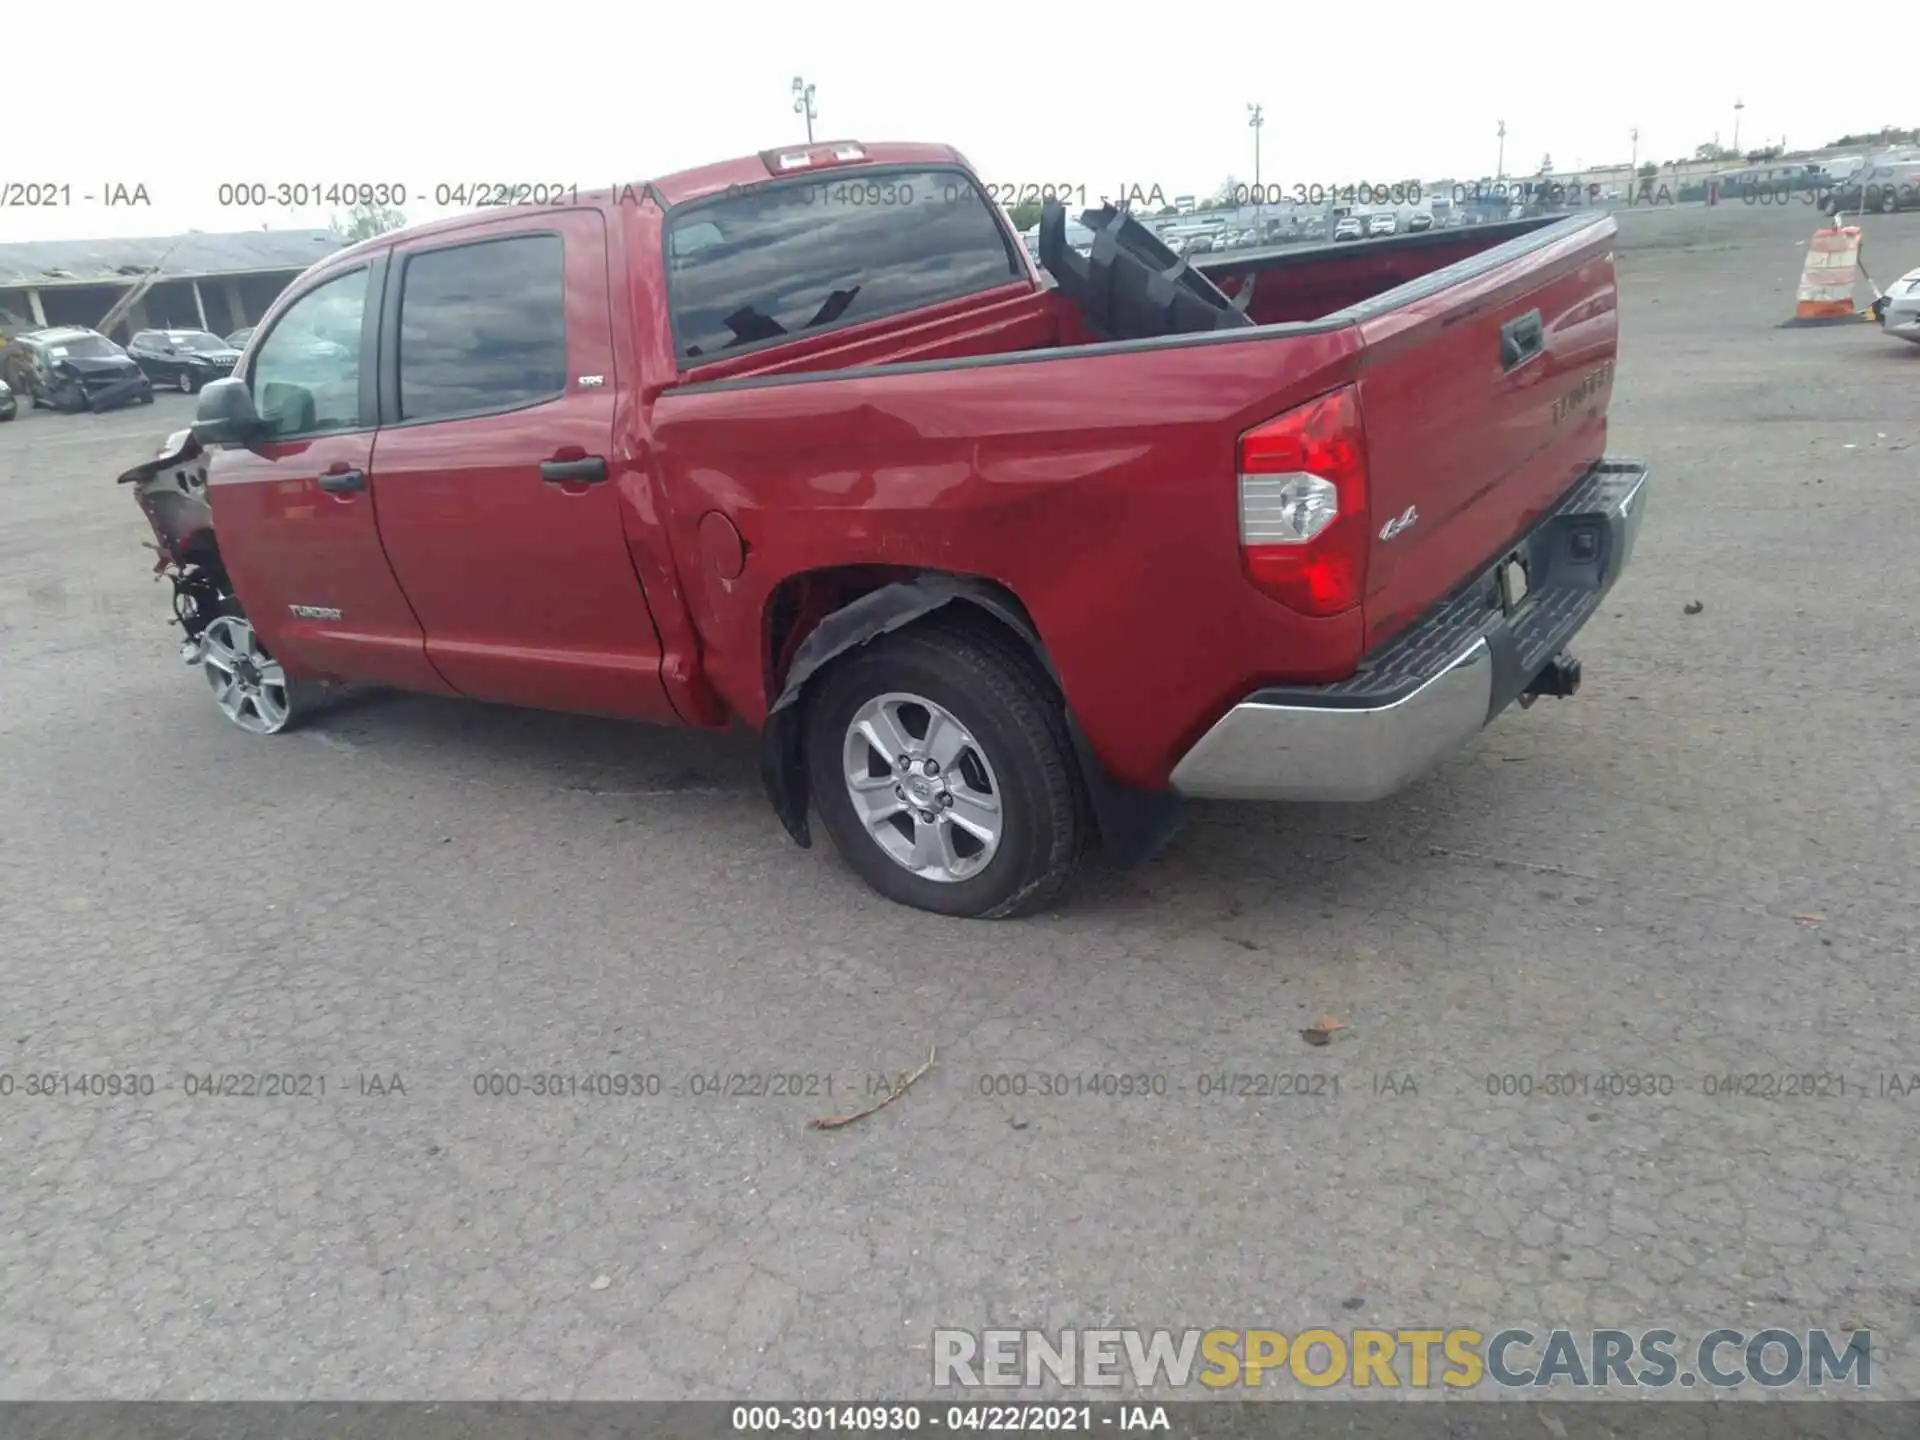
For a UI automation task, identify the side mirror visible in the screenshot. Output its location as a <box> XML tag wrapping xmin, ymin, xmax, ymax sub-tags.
<box><xmin>190</xmin><ymin>376</ymin><xmax>264</xmax><ymax>446</ymax></box>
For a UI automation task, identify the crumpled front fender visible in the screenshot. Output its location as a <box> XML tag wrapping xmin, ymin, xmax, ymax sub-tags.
<box><xmin>118</xmin><ymin>428</ymin><xmax>212</xmax><ymax>564</ymax></box>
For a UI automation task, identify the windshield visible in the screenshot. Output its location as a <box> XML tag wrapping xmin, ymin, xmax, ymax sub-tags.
<box><xmin>169</xmin><ymin>332</ymin><xmax>229</xmax><ymax>352</ymax></box>
<box><xmin>46</xmin><ymin>333</ymin><xmax>120</xmax><ymax>359</ymax></box>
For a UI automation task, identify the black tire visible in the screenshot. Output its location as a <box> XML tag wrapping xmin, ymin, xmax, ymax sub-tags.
<box><xmin>804</xmin><ymin>619</ymin><xmax>1084</xmax><ymax>918</ymax></box>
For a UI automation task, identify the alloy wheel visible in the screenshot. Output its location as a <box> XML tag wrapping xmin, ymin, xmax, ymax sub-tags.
<box><xmin>200</xmin><ymin>615</ymin><xmax>297</xmax><ymax>734</ymax></box>
<box><xmin>841</xmin><ymin>691</ymin><xmax>1003</xmax><ymax>883</ymax></box>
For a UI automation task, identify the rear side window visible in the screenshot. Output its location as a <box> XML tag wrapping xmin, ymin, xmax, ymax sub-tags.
<box><xmin>665</xmin><ymin>168</ymin><xmax>1022</xmax><ymax>363</ymax></box>
<box><xmin>397</xmin><ymin>233</ymin><xmax>567</xmax><ymax>422</ymax></box>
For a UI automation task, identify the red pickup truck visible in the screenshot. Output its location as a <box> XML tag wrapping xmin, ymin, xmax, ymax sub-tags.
<box><xmin>119</xmin><ymin>139</ymin><xmax>1647</xmax><ymax>918</ymax></box>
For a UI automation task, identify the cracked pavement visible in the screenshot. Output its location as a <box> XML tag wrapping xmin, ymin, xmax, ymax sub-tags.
<box><xmin>1</xmin><ymin>201</ymin><xmax>1917</xmax><ymax>1401</ymax></box>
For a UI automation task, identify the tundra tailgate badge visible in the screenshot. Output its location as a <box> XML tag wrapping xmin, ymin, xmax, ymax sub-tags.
<box><xmin>1378</xmin><ymin>505</ymin><xmax>1419</xmax><ymax>542</ymax></box>
<box><xmin>289</xmin><ymin>604</ymin><xmax>343</xmax><ymax>620</ymax></box>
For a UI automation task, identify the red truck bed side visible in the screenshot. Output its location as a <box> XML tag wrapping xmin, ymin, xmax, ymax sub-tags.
<box><xmin>647</xmin><ymin>215</ymin><xmax>1625</xmax><ymax>793</ymax></box>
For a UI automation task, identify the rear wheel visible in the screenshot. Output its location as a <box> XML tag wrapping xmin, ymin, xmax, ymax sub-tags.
<box><xmin>198</xmin><ymin>614</ymin><xmax>321</xmax><ymax>735</ymax></box>
<box><xmin>805</xmin><ymin>622</ymin><xmax>1083</xmax><ymax>918</ymax></box>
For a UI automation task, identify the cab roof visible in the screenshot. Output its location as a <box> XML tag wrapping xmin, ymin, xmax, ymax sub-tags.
<box><xmin>648</xmin><ymin>140</ymin><xmax>967</xmax><ymax>207</ymax></box>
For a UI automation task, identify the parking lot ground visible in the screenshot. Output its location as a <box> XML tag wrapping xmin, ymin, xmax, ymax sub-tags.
<box><xmin>2</xmin><ymin>202</ymin><xmax>1917</xmax><ymax>1401</ymax></box>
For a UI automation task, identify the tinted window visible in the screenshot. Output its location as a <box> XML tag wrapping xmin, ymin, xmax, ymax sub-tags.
<box><xmin>397</xmin><ymin>234</ymin><xmax>566</xmax><ymax>421</ymax></box>
<box><xmin>252</xmin><ymin>267</ymin><xmax>368</xmax><ymax>438</ymax></box>
<box><xmin>666</xmin><ymin>168</ymin><xmax>1021</xmax><ymax>363</ymax></box>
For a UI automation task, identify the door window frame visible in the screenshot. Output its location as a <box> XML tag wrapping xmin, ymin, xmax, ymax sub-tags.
<box><xmin>241</xmin><ymin>254</ymin><xmax>388</xmax><ymax>442</ymax></box>
<box><xmin>375</xmin><ymin>227</ymin><xmax>570</xmax><ymax>431</ymax></box>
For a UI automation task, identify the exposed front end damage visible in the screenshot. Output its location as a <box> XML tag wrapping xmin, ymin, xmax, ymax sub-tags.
<box><xmin>51</xmin><ymin>357</ymin><xmax>153</xmax><ymax>413</ymax></box>
<box><xmin>116</xmin><ymin>429</ymin><xmax>228</xmax><ymax>662</ymax></box>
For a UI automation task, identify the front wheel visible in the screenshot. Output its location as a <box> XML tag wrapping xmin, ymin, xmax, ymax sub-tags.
<box><xmin>805</xmin><ymin>622</ymin><xmax>1084</xmax><ymax>918</ymax></box>
<box><xmin>198</xmin><ymin>614</ymin><xmax>322</xmax><ymax>735</ymax></box>
<box><xmin>176</xmin><ymin>370</ymin><xmax>198</xmax><ymax>394</ymax></box>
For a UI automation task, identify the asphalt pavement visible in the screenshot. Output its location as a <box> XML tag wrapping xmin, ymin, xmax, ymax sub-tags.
<box><xmin>1</xmin><ymin>199</ymin><xmax>1917</xmax><ymax>1402</ymax></box>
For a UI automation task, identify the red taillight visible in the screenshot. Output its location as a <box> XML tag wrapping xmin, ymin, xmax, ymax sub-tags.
<box><xmin>1237</xmin><ymin>384</ymin><xmax>1369</xmax><ymax>617</ymax></box>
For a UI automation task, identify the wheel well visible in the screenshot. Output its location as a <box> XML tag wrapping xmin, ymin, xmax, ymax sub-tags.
<box><xmin>762</xmin><ymin>566</ymin><xmax>1054</xmax><ymax>706</ymax></box>
<box><xmin>753</xmin><ymin>567</ymin><xmax>1181</xmax><ymax>868</ymax></box>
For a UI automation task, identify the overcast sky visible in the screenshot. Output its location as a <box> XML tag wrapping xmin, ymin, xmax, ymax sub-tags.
<box><xmin>4</xmin><ymin>0</ymin><xmax>1911</xmax><ymax>243</ymax></box>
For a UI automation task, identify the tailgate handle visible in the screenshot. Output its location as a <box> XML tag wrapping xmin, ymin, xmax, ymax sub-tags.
<box><xmin>1500</xmin><ymin>309</ymin><xmax>1545</xmax><ymax>371</ymax></box>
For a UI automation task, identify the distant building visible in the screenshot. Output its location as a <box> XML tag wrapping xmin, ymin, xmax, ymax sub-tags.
<box><xmin>0</xmin><ymin>229</ymin><xmax>344</xmax><ymax>342</ymax></box>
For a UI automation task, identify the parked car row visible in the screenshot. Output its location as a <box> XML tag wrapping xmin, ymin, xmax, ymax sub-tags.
<box><xmin>0</xmin><ymin>323</ymin><xmax>258</xmax><ymax>415</ymax></box>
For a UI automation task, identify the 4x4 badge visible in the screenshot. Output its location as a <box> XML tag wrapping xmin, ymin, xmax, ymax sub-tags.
<box><xmin>1378</xmin><ymin>505</ymin><xmax>1419</xmax><ymax>541</ymax></box>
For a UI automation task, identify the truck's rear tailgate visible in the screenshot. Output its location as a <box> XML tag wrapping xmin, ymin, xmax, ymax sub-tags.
<box><xmin>1351</xmin><ymin>215</ymin><xmax>1618</xmax><ymax>651</ymax></box>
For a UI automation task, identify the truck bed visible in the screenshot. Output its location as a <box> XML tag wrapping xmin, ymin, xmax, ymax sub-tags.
<box><xmin>654</xmin><ymin>211</ymin><xmax>1619</xmax><ymax>785</ymax></box>
<box><xmin>666</xmin><ymin>217</ymin><xmax>1577</xmax><ymax>384</ymax></box>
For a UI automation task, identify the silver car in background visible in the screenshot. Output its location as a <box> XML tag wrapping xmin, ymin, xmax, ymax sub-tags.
<box><xmin>1878</xmin><ymin>265</ymin><xmax>1920</xmax><ymax>344</ymax></box>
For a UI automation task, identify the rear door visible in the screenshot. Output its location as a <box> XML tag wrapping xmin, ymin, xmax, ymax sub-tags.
<box><xmin>1351</xmin><ymin>217</ymin><xmax>1619</xmax><ymax>650</ymax></box>
<box><xmin>367</xmin><ymin>211</ymin><xmax>676</xmax><ymax>722</ymax></box>
<box><xmin>210</xmin><ymin>259</ymin><xmax>451</xmax><ymax>693</ymax></box>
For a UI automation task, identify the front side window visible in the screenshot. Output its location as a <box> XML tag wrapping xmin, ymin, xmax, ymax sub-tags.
<box><xmin>251</xmin><ymin>267</ymin><xmax>368</xmax><ymax>438</ymax></box>
<box><xmin>396</xmin><ymin>233</ymin><xmax>567</xmax><ymax>422</ymax></box>
<box><xmin>665</xmin><ymin>168</ymin><xmax>1022</xmax><ymax>363</ymax></box>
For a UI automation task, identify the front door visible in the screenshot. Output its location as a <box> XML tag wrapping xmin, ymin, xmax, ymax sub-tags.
<box><xmin>366</xmin><ymin>211</ymin><xmax>674</xmax><ymax>722</ymax></box>
<box><xmin>210</xmin><ymin>259</ymin><xmax>451</xmax><ymax>694</ymax></box>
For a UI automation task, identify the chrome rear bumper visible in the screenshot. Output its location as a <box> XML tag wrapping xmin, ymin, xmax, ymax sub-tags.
<box><xmin>1170</xmin><ymin>459</ymin><xmax>1649</xmax><ymax>803</ymax></box>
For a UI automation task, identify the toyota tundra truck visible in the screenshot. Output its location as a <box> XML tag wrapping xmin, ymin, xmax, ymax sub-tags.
<box><xmin>117</xmin><ymin>139</ymin><xmax>1648</xmax><ymax>919</ymax></box>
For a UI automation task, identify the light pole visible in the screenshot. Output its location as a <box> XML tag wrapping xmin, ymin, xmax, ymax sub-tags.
<box><xmin>1247</xmin><ymin>103</ymin><xmax>1264</xmax><ymax>194</ymax></box>
<box><xmin>1496</xmin><ymin>119</ymin><xmax>1507</xmax><ymax>179</ymax></box>
<box><xmin>1630</xmin><ymin>126</ymin><xmax>1639</xmax><ymax>172</ymax></box>
<box><xmin>1732</xmin><ymin>98</ymin><xmax>1744</xmax><ymax>155</ymax></box>
<box><xmin>792</xmin><ymin>76</ymin><xmax>817</xmax><ymax>144</ymax></box>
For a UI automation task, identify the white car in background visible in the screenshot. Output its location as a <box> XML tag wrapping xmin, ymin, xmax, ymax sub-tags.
<box><xmin>1877</xmin><ymin>265</ymin><xmax>1920</xmax><ymax>344</ymax></box>
<box><xmin>1367</xmin><ymin>212</ymin><xmax>1398</xmax><ymax>237</ymax></box>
